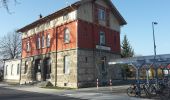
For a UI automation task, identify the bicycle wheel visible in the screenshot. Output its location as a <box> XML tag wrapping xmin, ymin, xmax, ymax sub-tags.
<box><xmin>127</xmin><ymin>87</ymin><xmax>136</xmax><ymax>97</ymax></box>
<box><xmin>148</xmin><ymin>85</ymin><xmax>157</xmax><ymax>96</ymax></box>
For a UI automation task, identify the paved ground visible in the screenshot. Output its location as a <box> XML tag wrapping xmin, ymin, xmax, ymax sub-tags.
<box><xmin>0</xmin><ymin>83</ymin><xmax>158</xmax><ymax>100</ymax></box>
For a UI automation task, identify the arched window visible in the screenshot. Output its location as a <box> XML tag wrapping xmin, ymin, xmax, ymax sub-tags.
<box><xmin>46</xmin><ymin>33</ymin><xmax>50</xmax><ymax>47</ymax></box>
<box><xmin>26</xmin><ymin>41</ymin><xmax>30</xmax><ymax>52</ymax></box>
<box><xmin>42</xmin><ymin>33</ymin><xmax>45</xmax><ymax>48</ymax></box>
<box><xmin>36</xmin><ymin>34</ymin><xmax>41</xmax><ymax>49</ymax></box>
<box><xmin>64</xmin><ymin>28</ymin><xmax>70</xmax><ymax>43</ymax></box>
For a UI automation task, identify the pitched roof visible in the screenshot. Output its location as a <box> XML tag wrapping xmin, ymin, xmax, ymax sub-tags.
<box><xmin>17</xmin><ymin>0</ymin><xmax>126</xmax><ymax>33</ymax></box>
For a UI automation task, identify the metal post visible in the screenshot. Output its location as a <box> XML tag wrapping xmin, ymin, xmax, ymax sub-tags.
<box><xmin>152</xmin><ymin>22</ymin><xmax>158</xmax><ymax>85</ymax></box>
<box><xmin>146</xmin><ymin>69</ymin><xmax>150</xmax><ymax>85</ymax></box>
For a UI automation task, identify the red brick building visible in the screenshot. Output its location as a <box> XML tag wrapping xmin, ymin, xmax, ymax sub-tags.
<box><xmin>17</xmin><ymin>0</ymin><xmax>126</xmax><ymax>88</ymax></box>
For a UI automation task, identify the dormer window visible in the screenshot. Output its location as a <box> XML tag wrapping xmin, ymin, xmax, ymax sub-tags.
<box><xmin>98</xmin><ymin>8</ymin><xmax>105</xmax><ymax>21</ymax></box>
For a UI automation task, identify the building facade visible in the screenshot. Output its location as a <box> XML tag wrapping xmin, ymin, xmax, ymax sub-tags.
<box><xmin>3</xmin><ymin>59</ymin><xmax>21</xmax><ymax>83</ymax></box>
<box><xmin>17</xmin><ymin>0</ymin><xmax>126</xmax><ymax>88</ymax></box>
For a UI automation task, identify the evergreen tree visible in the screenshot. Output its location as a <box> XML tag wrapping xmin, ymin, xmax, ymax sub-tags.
<box><xmin>121</xmin><ymin>35</ymin><xmax>134</xmax><ymax>79</ymax></box>
<box><xmin>121</xmin><ymin>35</ymin><xmax>134</xmax><ymax>58</ymax></box>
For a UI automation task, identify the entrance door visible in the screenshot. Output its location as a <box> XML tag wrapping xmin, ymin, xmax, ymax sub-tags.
<box><xmin>44</xmin><ymin>58</ymin><xmax>51</xmax><ymax>80</ymax></box>
<box><xmin>34</xmin><ymin>59</ymin><xmax>41</xmax><ymax>81</ymax></box>
<box><xmin>100</xmin><ymin>57</ymin><xmax>107</xmax><ymax>85</ymax></box>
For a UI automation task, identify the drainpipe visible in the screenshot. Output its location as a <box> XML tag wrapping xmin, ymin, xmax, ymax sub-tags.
<box><xmin>55</xmin><ymin>27</ymin><xmax>57</xmax><ymax>87</ymax></box>
<box><xmin>19</xmin><ymin>58</ymin><xmax>22</xmax><ymax>84</ymax></box>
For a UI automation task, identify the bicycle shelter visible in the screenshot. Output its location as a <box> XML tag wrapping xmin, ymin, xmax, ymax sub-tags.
<box><xmin>109</xmin><ymin>54</ymin><xmax>170</xmax><ymax>94</ymax></box>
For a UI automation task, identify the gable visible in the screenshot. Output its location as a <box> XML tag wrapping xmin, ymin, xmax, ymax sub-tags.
<box><xmin>95</xmin><ymin>0</ymin><xmax>110</xmax><ymax>9</ymax></box>
<box><xmin>94</xmin><ymin>0</ymin><xmax>126</xmax><ymax>25</ymax></box>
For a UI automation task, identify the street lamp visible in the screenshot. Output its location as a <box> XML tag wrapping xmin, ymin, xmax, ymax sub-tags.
<box><xmin>152</xmin><ymin>22</ymin><xmax>158</xmax><ymax>85</ymax></box>
<box><xmin>152</xmin><ymin>22</ymin><xmax>158</xmax><ymax>59</ymax></box>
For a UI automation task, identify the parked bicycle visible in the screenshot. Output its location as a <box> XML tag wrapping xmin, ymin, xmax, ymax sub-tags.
<box><xmin>127</xmin><ymin>83</ymin><xmax>151</xmax><ymax>98</ymax></box>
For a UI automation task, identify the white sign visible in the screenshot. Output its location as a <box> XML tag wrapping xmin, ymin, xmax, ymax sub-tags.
<box><xmin>96</xmin><ymin>45</ymin><xmax>111</xmax><ymax>51</ymax></box>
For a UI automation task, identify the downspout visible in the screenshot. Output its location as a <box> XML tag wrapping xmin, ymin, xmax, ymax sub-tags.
<box><xmin>55</xmin><ymin>27</ymin><xmax>57</xmax><ymax>87</ymax></box>
<box><xmin>19</xmin><ymin>34</ymin><xmax>23</xmax><ymax>84</ymax></box>
<box><xmin>19</xmin><ymin>58</ymin><xmax>22</xmax><ymax>84</ymax></box>
<box><xmin>76</xmin><ymin>16</ymin><xmax>79</xmax><ymax>88</ymax></box>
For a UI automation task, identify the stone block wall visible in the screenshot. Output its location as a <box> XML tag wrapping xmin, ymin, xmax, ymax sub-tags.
<box><xmin>77</xmin><ymin>49</ymin><xmax>121</xmax><ymax>87</ymax></box>
<box><xmin>20</xmin><ymin>52</ymin><xmax>57</xmax><ymax>85</ymax></box>
<box><xmin>56</xmin><ymin>49</ymin><xmax>78</xmax><ymax>88</ymax></box>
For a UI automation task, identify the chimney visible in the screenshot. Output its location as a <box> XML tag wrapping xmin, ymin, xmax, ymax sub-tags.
<box><xmin>39</xmin><ymin>14</ymin><xmax>43</xmax><ymax>19</ymax></box>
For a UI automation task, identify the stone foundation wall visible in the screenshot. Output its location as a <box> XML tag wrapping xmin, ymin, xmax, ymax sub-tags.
<box><xmin>20</xmin><ymin>50</ymin><xmax>78</xmax><ymax>88</ymax></box>
<box><xmin>20</xmin><ymin>49</ymin><xmax>121</xmax><ymax>88</ymax></box>
<box><xmin>77</xmin><ymin>49</ymin><xmax>121</xmax><ymax>87</ymax></box>
<box><xmin>56</xmin><ymin>50</ymin><xmax>78</xmax><ymax>88</ymax></box>
<box><xmin>20</xmin><ymin>52</ymin><xmax>57</xmax><ymax>85</ymax></box>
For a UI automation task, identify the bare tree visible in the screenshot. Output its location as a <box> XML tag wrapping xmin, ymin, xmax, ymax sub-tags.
<box><xmin>0</xmin><ymin>31</ymin><xmax>21</xmax><ymax>59</ymax></box>
<box><xmin>0</xmin><ymin>0</ymin><xmax>19</xmax><ymax>13</ymax></box>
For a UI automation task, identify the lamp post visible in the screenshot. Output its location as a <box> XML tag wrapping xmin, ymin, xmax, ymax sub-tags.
<box><xmin>152</xmin><ymin>22</ymin><xmax>158</xmax><ymax>85</ymax></box>
<box><xmin>152</xmin><ymin>22</ymin><xmax>158</xmax><ymax>59</ymax></box>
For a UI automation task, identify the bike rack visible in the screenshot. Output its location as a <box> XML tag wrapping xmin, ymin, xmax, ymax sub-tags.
<box><xmin>109</xmin><ymin>55</ymin><xmax>170</xmax><ymax>95</ymax></box>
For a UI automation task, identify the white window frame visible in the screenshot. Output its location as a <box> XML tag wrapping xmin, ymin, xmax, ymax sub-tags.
<box><xmin>64</xmin><ymin>56</ymin><xmax>70</xmax><ymax>74</ymax></box>
<box><xmin>26</xmin><ymin>41</ymin><xmax>30</xmax><ymax>52</ymax></box>
<box><xmin>98</xmin><ymin>8</ymin><xmax>106</xmax><ymax>21</ymax></box>
<box><xmin>99</xmin><ymin>31</ymin><xmax>106</xmax><ymax>45</ymax></box>
<box><xmin>36</xmin><ymin>35</ymin><xmax>41</xmax><ymax>49</ymax></box>
<box><xmin>64</xmin><ymin>28</ymin><xmax>70</xmax><ymax>43</ymax></box>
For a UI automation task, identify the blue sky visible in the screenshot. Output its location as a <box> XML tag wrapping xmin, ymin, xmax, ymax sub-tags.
<box><xmin>0</xmin><ymin>0</ymin><xmax>170</xmax><ymax>56</ymax></box>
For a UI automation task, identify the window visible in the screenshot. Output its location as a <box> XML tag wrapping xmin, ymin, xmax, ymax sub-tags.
<box><xmin>46</xmin><ymin>33</ymin><xmax>50</xmax><ymax>47</ymax></box>
<box><xmin>26</xmin><ymin>41</ymin><xmax>30</xmax><ymax>52</ymax></box>
<box><xmin>99</xmin><ymin>31</ymin><xmax>105</xmax><ymax>45</ymax></box>
<box><xmin>5</xmin><ymin>65</ymin><xmax>8</xmax><ymax>75</ymax></box>
<box><xmin>11</xmin><ymin>64</ymin><xmax>13</xmax><ymax>75</ymax></box>
<box><xmin>36</xmin><ymin>35</ymin><xmax>41</xmax><ymax>49</ymax></box>
<box><xmin>63</xmin><ymin>13</ymin><xmax>69</xmax><ymax>21</ymax></box>
<box><xmin>24</xmin><ymin>61</ymin><xmax>28</xmax><ymax>74</ymax></box>
<box><xmin>64</xmin><ymin>28</ymin><xmax>70</xmax><ymax>43</ymax></box>
<box><xmin>64</xmin><ymin>56</ymin><xmax>70</xmax><ymax>74</ymax></box>
<box><xmin>17</xmin><ymin>64</ymin><xmax>20</xmax><ymax>75</ymax></box>
<box><xmin>42</xmin><ymin>33</ymin><xmax>45</xmax><ymax>48</ymax></box>
<box><xmin>98</xmin><ymin>8</ymin><xmax>105</xmax><ymax>21</ymax></box>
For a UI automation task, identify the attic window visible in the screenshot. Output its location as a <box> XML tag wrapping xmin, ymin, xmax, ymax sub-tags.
<box><xmin>63</xmin><ymin>13</ymin><xmax>69</xmax><ymax>21</ymax></box>
<box><xmin>98</xmin><ymin>8</ymin><xmax>105</xmax><ymax>21</ymax></box>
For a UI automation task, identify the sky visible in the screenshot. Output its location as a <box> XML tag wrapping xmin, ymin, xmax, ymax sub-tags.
<box><xmin>0</xmin><ymin>0</ymin><xmax>170</xmax><ymax>56</ymax></box>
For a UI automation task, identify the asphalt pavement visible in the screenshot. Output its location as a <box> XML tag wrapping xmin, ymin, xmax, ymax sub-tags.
<box><xmin>0</xmin><ymin>83</ymin><xmax>155</xmax><ymax>100</ymax></box>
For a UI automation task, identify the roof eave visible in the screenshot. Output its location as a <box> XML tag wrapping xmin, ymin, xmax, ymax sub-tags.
<box><xmin>17</xmin><ymin>2</ymin><xmax>80</xmax><ymax>33</ymax></box>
